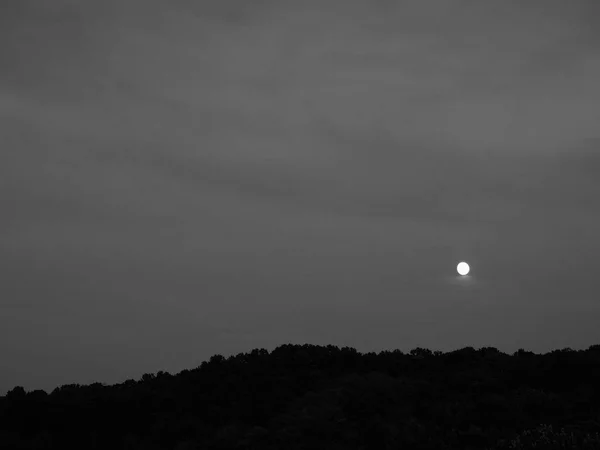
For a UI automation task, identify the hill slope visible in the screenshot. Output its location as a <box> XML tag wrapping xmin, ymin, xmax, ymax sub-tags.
<box><xmin>2</xmin><ymin>344</ymin><xmax>600</xmax><ymax>449</ymax></box>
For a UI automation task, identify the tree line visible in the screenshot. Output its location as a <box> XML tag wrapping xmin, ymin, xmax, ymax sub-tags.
<box><xmin>2</xmin><ymin>344</ymin><xmax>600</xmax><ymax>449</ymax></box>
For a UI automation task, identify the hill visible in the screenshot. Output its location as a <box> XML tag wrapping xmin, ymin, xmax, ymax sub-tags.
<box><xmin>2</xmin><ymin>344</ymin><xmax>600</xmax><ymax>449</ymax></box>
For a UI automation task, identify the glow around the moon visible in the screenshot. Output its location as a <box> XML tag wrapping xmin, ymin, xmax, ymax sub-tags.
<box><xmin>457</xmin><ymin>262</ymin><xmax>470</xmax><ymax>276</ymax></box>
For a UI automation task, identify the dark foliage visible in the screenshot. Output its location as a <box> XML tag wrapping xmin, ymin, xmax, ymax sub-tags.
<box><xmin>2</xmin><ymin>344</ymin><xmax>600</xmax><ymax>449</ymax></box>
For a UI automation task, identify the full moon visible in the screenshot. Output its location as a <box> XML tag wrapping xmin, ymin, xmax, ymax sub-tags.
<box><xmin>457</xmin><ymin>262</ymin><xmax>470</xmax><ymax>276</ymax></box>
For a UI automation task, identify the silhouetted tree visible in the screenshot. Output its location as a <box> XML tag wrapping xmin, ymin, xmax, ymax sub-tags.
<box><xmin>6</xmin><ymin>386</ymin><xmax>26</xmax><ymax>401</ymax></box>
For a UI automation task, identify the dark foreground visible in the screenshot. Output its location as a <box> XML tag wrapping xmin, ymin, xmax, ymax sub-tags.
<box><xmin>2</xmin><ymin>344</ymin><xmax>600</xmax><ymax>449</ymax></box>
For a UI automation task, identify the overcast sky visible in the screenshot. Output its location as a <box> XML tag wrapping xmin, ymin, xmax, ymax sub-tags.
<box><xmin>1</xmin><ymin>0</ymin><xmax>600</xmax><ymax>394</ymax></box>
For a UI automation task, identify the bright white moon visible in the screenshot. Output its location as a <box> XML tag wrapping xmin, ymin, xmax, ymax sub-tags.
<box><xmin>457</xmin><ymin>262</ymin><xmax>470</xmax><ymax>276</ymax></box>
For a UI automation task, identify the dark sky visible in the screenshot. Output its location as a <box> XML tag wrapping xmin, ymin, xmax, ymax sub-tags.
<box><xmin>1</xmin><ymin>0</ymin><xmax>600</xmax><ymax>394</ymax></box>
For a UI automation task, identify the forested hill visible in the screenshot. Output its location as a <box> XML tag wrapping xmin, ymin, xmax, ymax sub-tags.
<box><xmin>2</xmin><ymin>344</ymin><xmax>600</xmax><ymax>449</ymax></box>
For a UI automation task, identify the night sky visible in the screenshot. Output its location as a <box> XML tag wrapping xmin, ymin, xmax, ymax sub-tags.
<box><xmin>2</xmin><ymin>0</ymin><xmax>600</xmax><ymax>394</ymax></box>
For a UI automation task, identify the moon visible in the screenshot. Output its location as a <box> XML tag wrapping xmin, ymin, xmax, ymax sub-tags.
<box><xmin>457</xmin><ymin>261</ymin><xmax>470</xmax><ymax>276</ymax></box>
